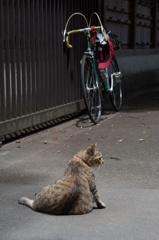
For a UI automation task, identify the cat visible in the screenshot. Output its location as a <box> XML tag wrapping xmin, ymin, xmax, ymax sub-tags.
<box><xmin>18</xmin><ymin>143</ymin><xmax>106</xmax><ymax>215</ymax></box>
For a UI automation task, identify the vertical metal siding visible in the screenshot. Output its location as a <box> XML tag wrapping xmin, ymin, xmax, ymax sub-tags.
<box><xmin>158</xmin><ymin>1</ymin><xmax>159</xmax><ymax>46</ymax></box>
<box><xmin>0</xmin><ymin>0</ymin><xmax>99</xmax><ymax>138</ymax></box>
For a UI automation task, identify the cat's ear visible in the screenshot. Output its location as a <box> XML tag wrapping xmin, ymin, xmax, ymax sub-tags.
<box><xmin>87</xmin><ymin>143</ymin><xmax>96</xmax><ymax>155</ymax></box>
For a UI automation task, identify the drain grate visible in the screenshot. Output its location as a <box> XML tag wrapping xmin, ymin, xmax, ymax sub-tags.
<box><xmin>1</xmin><ymin>111</ymin><xmax>85</xmax><ymax>146</ymax></box>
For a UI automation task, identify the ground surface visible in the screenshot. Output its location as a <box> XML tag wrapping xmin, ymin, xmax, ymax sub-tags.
<box><xmin>0</xmin><ymin>88</ymin><xmax>159</xmax><ymax>240</ymax></box>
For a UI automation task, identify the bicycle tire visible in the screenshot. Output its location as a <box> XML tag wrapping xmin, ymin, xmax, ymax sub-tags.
<box><xmin>108</xmin><ymin>57</ymin><xmax>122</xmax><ymax>111</ymax></box>
<box><xmin>81</xmin><ymin>54</ymin><xmax>101</xmax><ymax>124</ymax></box>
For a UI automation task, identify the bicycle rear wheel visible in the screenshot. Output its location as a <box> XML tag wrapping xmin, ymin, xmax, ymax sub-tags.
<box><xmin>108</xmin><ymin>57</ymin><xmax>122</xmax><ymax>111</ymax></box>
<box><xmin>81</xmin><ymin>54</ymin><xmax>101</xmax><ymax>124</ymax></box>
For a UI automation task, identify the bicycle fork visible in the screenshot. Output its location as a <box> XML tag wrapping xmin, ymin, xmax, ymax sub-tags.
<box><xmin>84</xmin><ymin>53</ymin><xmax>100</xmax><ymax>91</ymax></box>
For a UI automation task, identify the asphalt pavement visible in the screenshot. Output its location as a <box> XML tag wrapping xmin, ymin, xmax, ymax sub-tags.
<box><xmin>0</xmin><ymin>87</ymin><xmax>159</xmax><ymax>240</ymax></box>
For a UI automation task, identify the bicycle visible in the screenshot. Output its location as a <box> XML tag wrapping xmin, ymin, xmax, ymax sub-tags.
<box><xmin>63</xmin><ymin>12</ymin><xmax>122</xmax><ymax>124</ymax></box>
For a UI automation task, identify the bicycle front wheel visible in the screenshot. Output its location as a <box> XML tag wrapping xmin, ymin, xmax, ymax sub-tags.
<box><xmin>81</xmin><ymin>54</ymin><xmax>101</xmax><ymax>124</ymax></box>
<box><xmin>108</xmin><ymin>57</ymin><xmax>122</xmax><ymax>111</ymax></box>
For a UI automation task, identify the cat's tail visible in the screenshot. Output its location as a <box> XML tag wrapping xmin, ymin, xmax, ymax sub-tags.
<box><xmin>18</xmin><ymin>197</ymin><xmax>34</xmax><ymax>209</ymax></box>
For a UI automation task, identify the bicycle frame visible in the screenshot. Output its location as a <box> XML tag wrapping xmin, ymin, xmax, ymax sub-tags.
<box><xmin>83</xmin><ymin>32</ymin><xmax>100</xmax><ymax>88</ymax></box>
<box><xmin>84</xmin><ymin>31</ymin><xmax>115</xmax><ymax>95</ymax></box>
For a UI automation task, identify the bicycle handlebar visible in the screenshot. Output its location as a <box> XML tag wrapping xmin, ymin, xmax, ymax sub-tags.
<box><xmin>64</xmin><ymin>26</ymin><xmax>107</xmax><ymax>48</ymax></box>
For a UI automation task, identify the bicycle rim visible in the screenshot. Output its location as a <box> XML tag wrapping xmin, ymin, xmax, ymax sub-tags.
<box><xmin>81</xmin><ymin>55</ymin><xmax>101</xmax><ymax>124</ymax></box>
<box><xmin>109</xmin><ymin>57</ymin><xmax>122</xmax><ymax>111</ymax></box>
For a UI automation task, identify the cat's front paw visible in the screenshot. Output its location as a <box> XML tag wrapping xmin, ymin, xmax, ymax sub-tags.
<box><xmin>97</xmin><ymin>201</ymin><xmax>106</xmax><ymax>209</ymax></box>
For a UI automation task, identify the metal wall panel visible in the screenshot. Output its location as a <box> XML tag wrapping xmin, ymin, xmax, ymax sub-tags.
<box><xmin>0</xmin><ymin>0</ymin><xmax>98</xmax><ymax>138</ymax></box>
<box><xmin>157</xmin><ymin>0</ymin><xmax>159</xmax><ymax>46</ymax></box>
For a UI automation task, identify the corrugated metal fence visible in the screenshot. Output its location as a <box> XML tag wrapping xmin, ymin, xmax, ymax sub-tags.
<box><xmin>0</xmin><ymin>0</ymin><xmax>98</xmax><ymax>139</ymax></box>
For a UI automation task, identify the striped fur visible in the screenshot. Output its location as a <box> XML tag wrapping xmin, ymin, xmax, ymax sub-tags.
<box><xmin>18</xmin><ymin>143</ymin><xmax>106</xmax><ymax>215</ymax></box>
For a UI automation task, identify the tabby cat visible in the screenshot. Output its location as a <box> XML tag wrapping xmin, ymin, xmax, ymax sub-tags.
<box><xmin>18</xmin><ymin>143</ymin><xmax>106</xmax><ymax>215</ymax></box>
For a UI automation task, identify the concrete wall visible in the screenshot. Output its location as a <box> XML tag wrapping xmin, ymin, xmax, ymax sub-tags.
<box><xmin>117</xmin><ymin>54</ymin><xmax>159</xmax><ymax>93</ymax></box>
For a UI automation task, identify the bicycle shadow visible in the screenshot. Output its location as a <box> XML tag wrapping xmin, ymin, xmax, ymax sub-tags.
<box><xmin>75</xmin><ymin>107</ymin><xmax>116</xmax><ymax>129</ymax></box>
